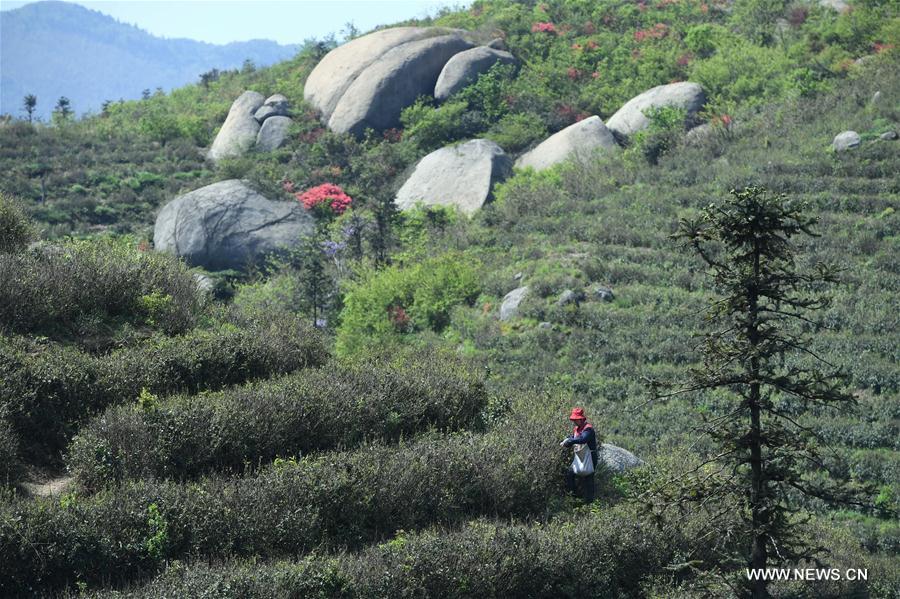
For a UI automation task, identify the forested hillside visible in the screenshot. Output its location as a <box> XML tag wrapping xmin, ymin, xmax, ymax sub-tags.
<box><xmin>0</xmin><ymin>0</ymin><xmax>897</xmax><ymax>596</ymax></box>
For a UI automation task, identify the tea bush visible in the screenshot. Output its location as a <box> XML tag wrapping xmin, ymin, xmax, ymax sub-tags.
<box><xmin>0</xmin><ymin>238</ymin><xmax>201</xmax><ymax>342</ymax></box>
<box><xmin>0</xmin><ymin>416</ymin><xmax>568</xmax><ymax>593</ymax></box>
<box><xmin>68</xmin><ymin>349</ymin><xmax>487</xmax><ymax>486</ymax></box>
<box><xmin>92</xmin><ymin>506</ymin><xmax>686</xmax><ymax>599</ymax></box>
<box><xmin>0</xmin><ymin>421</ymin><xmax>21</xmax><ymax>486</ymax></box>
<box><xmin>0</xmin><ymin>192</ymin><xmax>34</xmax><ymax>253</ymax></box>
<box><xmin>0</xmin><ymin>315</ymin><xmax>326</xmax><ymax>462</ymax></box>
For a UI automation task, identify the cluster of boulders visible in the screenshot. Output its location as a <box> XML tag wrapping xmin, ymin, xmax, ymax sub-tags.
<box><xmin>207</xmin><ymin>92</ymin><xmax>292</xmax><ymax>163</ymax></box>
<box><xmin>157</xmin><ymin>29</ymin><xmax>711</xmax><ymax>270</ymax></box>
<box><xmin>303</xmin><ymin>27</ymin><xmax>516</xmax><ymax>137</ymax></box>
<box><xmin>833</xmin><ymin>129</ymin><xmax>897</xmax><ymax>152</ymax></box>
<box><xmin>498</xmin><ymin>283</ymin><xmax>615</xmax><ymax>323</ymax></box>
<box><xmin>394</xmin><ymin>80</ymin><xmax>707</xmax><ymax>217</ymax></box>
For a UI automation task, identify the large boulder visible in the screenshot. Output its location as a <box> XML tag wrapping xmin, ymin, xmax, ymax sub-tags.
<box><xmin>328</xmin><ymin>33</ymin><xmax>474</xmax><ymax>137</ymax></box>
<box><xmin>305</xmin><ymin>28</ymin><xmax>445</xmax><ymax>121</ymax></box>
<box><xmin>154</xmin><ymin>180</ymin><xmax>314</xmax><ymax>271</ymax></box>
<box><xmin>500</xmin><ymin>286</ymin><xmax>528</xmax><ymax>321</ymax></box>
<box><xmin>395</xmin><ymin>139</ymin><xmax>512</xmax><ymax>216</ymax></box>
<box><xmin>606</xmin><ymin>82</ymin><xmax>706</xmax><ymax>139</ymax></box>
<box><xmin>515</xmin><ymin>116</ymin><xmax>618</xmax><ymax>171</ymax></box>
<box><xmin>256</xmin><ymin>115</ymin><xmax>293</xmax><ymax>151</ymax></box>
<box><xmin>207</xmin><ymin>91</ymin><xmax>265</xmax><ymax>163</ymax></box>
<box><xmin>599</xmin><ymin>443</ymin><xmax>644</xmax><ymax>473</ymax></box>
<box><xmin>434</xmin><ymin>46</ymin><xmax>517</xmax><ymax>101</ymax></box>
<box><xmin>833</xmin><ymin>130</ymin><xmax>861</xmax><ymax>152</ymax></box>
<box><xmin>254</xmin><ymin>93</ymin><xmax>290</xmax><ymax>123</ymax></box>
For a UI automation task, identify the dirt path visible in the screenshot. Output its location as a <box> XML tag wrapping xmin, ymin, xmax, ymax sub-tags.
<box><xmin>21</xmin><ymin>475</ymin><xmax>74</xmax><ymax>498</ymax></box>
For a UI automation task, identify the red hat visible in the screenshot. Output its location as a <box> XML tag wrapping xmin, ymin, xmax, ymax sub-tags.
<box><xmin>569</xmin><ymin>407</ymin><xmax>586</xmax><ymax>421</ymax></box>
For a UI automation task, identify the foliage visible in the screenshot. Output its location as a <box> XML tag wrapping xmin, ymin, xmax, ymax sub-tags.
<box><xmin>0</xmin><ymin>238</ymin><xmax>201</xmax><ymax>343</ymax></box>
<box><xmin>663</xmin><ymin>187</ymin><xmax>859</xmax><ymax>596</ymax></box>
<box><xmin>296</xmin><ymin>182</ymin><xmax>353</xmax><ymax>216</ymax></box>
<box><xmin>0</xmin><ymin>192</ymin><xmax>34</xmax><ymax>253</ymax></box>
<box><xmin>0</xmin><ymin>414</ymin><xmax>567</xmax><ymax>594</ymax></box>
<box><xmin>67</xmin><ymin>348</ymin><xmax>487</xmax><ymax>486</ymax></box>
<box><xmin>336</xmin><ymin>253</ymin><xmax>481</xmax><ymax>356</ymax></box>
<box><xmin>0</xmin><ymin>315</ymin><xmax>326</xmax><ymax>463</ymax></box>
<box><xmin>626</xmin><ymin>105</ymin><xmax>689</xmax><ymax>165</ymax></box>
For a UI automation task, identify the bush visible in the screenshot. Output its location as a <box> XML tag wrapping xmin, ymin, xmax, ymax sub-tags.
<box><xmin>97</xmin><ymin>506</ymin><xmax>683</xmax><ymax>599</ymax></box>
<box><xmin>0</xmin><ymin>239</ymin><xmax>201</xmax><ymax>342</ymax></box>
<box><xmin>0</xmin><ymin>420</ymin><xmax>21</xmax><ymax>486</ymax></box>
<box><xmin>68</xmin><ymin>349</ymin><xmax>487</xmax><ymax>487</ymax></box>
<box><xmin>0</xmin><ymin>192</ymin><xmax>34</xmax><ymax>254</ymax></box>
<box><xmin>0</xmin><ymin>415</ymin><xmax>568</xmax><ymax>594</ymax></box>
<box><xmin>0</xmin><ymin>315</ymin><xmax>327</xmax><ymax>462</ymax></box>
<box><xmin>336</xmin><ymin>253</ymin><xmax>481</xmax><ymax>356</ymax></box>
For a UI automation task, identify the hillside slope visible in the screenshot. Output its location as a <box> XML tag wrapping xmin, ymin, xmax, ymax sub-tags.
<box><xmin>0</xmin><ymin>0</ymin><xmax>898</xmax><ymax>595</ymax></box>
<box><xmin>0</xmin><ymin>1</ymin><xmax>298</xmax><ymax>120</ymax></box>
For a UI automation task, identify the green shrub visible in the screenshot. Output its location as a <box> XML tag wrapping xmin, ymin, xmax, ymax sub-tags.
<box><xmin>97</xmin><ymin>506</ymin><xmax>682</xmax><ymax>599</ymax></box>
<box><xmin>0</xmin><ymin>239</ymin><xmax>201</xmax><ymax>341</ymax></box>
<box><xmin>0</xmin><ymin>193</ymin><xmax>34</xmax><ymax>254</ymax></box>
<box><xmin>68</xmin><ymin>349</ymin><xmax>487</xmax><ymax>487</ymax></box>
<box><xmin>0</xmin><ymin>420</ymin><xmax>21</xmax><ymax>486</ymax></box>
<box><xmin>336</xmin><ymin>253</ymin><xmax>481</xmax><ymax>356</ymax></box>
<box><xmin>0</xmin><ymin>315</ymin><xmax>326</xmax><ymax>462</ymax></box>
<box><xmin>400</xmin><ymin>99</ymin><xmax>475</xmax><ymax>151</ymax></box>
<box><xmin>486</xmin><ymin>111</ymin><xmax>548</xmax><ymax>153</ymax></box>
<box><xmin>0</xmin><ymin>416</ymin><xmax>568</xmax><ymax>593</ymax></box>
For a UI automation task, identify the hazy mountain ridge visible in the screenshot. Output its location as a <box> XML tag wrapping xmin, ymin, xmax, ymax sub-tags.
<box><xmin>0</xmin><ymin>0</ymin><xmax>299</xmax><ymax>119</ymax></box>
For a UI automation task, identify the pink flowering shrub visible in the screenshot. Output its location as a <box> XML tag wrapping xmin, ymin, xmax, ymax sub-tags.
<box><xmin>296</xmin><ymin>183</ymin><xmax>352</xmax><ymax>215</ymax></box>
<box><xmin>634</xmin><ymin>23</ymin><xmax>669</xmax><ymax>42</ymax></box>
<box><xmin>531</xmin><ymin>22</ymin><xmax>557</xmax><ymax>34</ymax></box>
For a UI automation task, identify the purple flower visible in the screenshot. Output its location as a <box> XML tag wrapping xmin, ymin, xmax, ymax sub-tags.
<box><xmin>320</xmin><ymin>240</ymin><xmax>346</xmax><ymax>257</ymax></box>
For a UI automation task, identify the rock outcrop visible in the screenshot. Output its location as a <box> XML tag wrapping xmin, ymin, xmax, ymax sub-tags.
<box><xmin>254</xmin><ymin>94</ymin><xmax>290</xmax><ymax>122</ymax></box>
<box><xmin>207</xmin><ymin>91</ymin><xmax>265</xmax><ymax>163</ymax></box>
<box><xmin>599</xmin><ymin>443</ymin><xmax>644</xmax><ymax>473</ymax></box>
<box><xmin>833</xmin><ymin>130</ymin><xmax>861</xmax><ymax>152</ymax></box>
<box><xmin>256</xmin><ymin>115</ymin><xmax>292</xmax><ymax>151</ymax></box>
<box><xmin>304</xmin><ymin>27</ymin><xmax>450</xmax><ymax>121</ymax></box>
<box><xmin>154</xmin><ymin>180</ymin><xmax>314</xmax><ymax>271</ymax></box>
<box><xmin>208</xmin><ymin>92</ymin><xmax>294</xmax><ymax>161</ymax></box>
<box><xmin>606</xmin><ymin>82</ymin><xmax>706</xmax><ymax>139</ymax></box>
<box><xmin>515</xmin><ymin>116</ymin><xmax>618</xmax><ymax>171</ymax></box>
<box><xmin>434</xmin><ymin>46</ymin><xmax>517</xmax><ymax>101</ymax></box>
<box><xmin>328</xmin><ymin>33</ymin><xmax>474</xmax><ymax>136</ymax></box>
<box><xmin>500</xmin><ymin>286</ymin><xmax>528</xmax><ymax>321</ymax></box>
<box><xmin>395</xmin><ymin>139</ymin><xmax>512</xmax><ymax>216</ymax></box>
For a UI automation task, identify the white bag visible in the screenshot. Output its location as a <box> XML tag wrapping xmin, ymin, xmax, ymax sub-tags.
<box><xmin>571</xmin><ymin>443</ymin><xmax>594</xmax><ymax>477</ymax></box>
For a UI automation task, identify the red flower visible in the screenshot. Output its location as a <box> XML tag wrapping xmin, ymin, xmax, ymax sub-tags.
<box><xmin>567</xmin><ymin>67</ymin><xmax>582</xmax><ymax>80</ymax></box>
<box><xmin>388</xmin><ymin>305</ymin><xmax>411</xmax><ymax>331</ymax></box>
<box><xmin>676</xmin><ymin>52</ymin><xmax>693</xmax><ymax>67</ymax></box>
<box><xmin>296</xmin><ymin>183</ymin><xmax>352</xmax><ymax>215</ymax></box>
<box><xmin>591</xmin><ymin>71</ymin><xmax>600</xmax><ymax>79</ymax></box>
<box><xmin>531</xmin><ymin>22</ymin><xmax>557</xmax><ymax>34</ymax></box>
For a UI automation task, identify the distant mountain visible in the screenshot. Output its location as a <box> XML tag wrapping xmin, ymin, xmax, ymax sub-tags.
<box><xmin>0</xmin><ymin>1</ymin><xmax>299</xmax><ymax>120</ymax></box>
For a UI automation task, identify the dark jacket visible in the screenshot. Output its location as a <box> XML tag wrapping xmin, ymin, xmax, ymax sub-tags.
<box><xmin>564</xmin><ymin>422</ymin><xmax>598</xmax><ymax>466</ymax></box>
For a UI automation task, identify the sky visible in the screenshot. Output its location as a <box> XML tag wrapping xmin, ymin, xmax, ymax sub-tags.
<box><xmin>0</xmin><ymin>0</ymin><xmax>471</xmax><ymax>45</ymax></box>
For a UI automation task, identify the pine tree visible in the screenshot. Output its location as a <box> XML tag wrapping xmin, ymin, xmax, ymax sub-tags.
<box><xmin>658</xmin><ymin>186</ymin><xmax>858</xmax><ymax>598</ymax></box>
<box><xmin>22</xmin><ymin>94</ymin><xmax>37</xmax><ymax>123</ymax></box>
<box><xmin>52</xmin><ymin>96</ymin><xmax>72</xmax><ymax>123</ymax></box>
<box><xmin>298</xmin><ymin>233</ymin><xmax>331</xmax><ymax>328</ymax></box>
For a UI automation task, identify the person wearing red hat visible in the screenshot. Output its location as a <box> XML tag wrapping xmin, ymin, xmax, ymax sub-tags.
<box><xmin>560</xmin><ymin>407</ymin><xmax>598</xmax><ymax>502</ymax></box>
